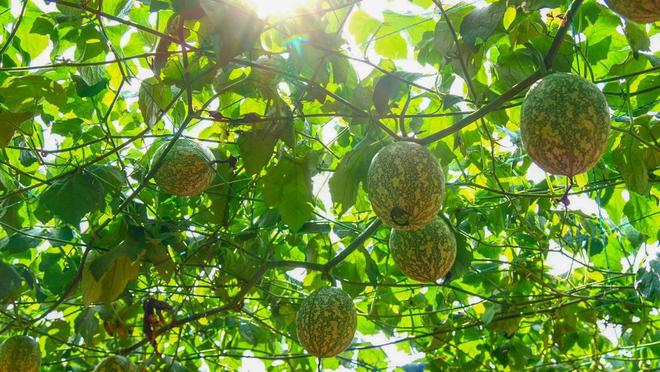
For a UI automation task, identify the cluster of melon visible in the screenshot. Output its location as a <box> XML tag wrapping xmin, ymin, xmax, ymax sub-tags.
<box><xmin>294</xmin><ymin>71</ymin><xmax>614</xmax><ymax>359</ymax></box>
<box><xmin>146</xmin><ymin>41</ymin><xmax>614</xmax><ymax>369</ymax></box>
<box><xmin>295</xmin><ymin>141</ymin><xmax>458</xmax><ymax>359</ymax></box>
<box><xmin>367</xmin><ymin>141</ymin><xmax>457</xmax><ymax>282</ymax></box>
<box><xmin>0</xmin><ymin>335</ymin><xmax>138</xmax><ymax>372</ymax></box>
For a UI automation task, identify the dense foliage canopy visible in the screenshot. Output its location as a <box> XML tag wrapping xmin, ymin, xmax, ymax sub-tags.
<box><xmin>0</xmin><ymin>0</ymin><xmax>658</xmax><ymax>370</ymax></box>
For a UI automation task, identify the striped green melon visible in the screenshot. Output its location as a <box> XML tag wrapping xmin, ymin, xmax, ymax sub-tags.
<box><xmin>389</xmin><ymin>217</ymin><xmax>457</xmax><ymax>282</ymax></box>
<box><xmin>0</xmin><ymin>335</ymin><xmax>41</xmax><ymax>372</ymax></box>
<box><xmin>151</xmin><ymin>138</ymin><xmax>216</xmax><ymax>196</ymax></box>
<box><xmin>521</xmin><ymin>73</ymin><xmax>610</xmax><ymax>177</ymax></box>
<box><xmin>296</xmin><ymin>287</ymin><xmax>357</xmax><ymax>358</ymax></box>
<box><xmin>93</xmin><ymin>355</ymin><xmax>138</xmax><ymax>372</ymax></box>
<box><xmin>367</xmin><ymin>141</ymin><xmax>445</xmax><ymax>231</ymax></box>
<box><xmin>605</xmin><ymin>0</ymin><xmax>660</xmax><ymax>23</ymax></box>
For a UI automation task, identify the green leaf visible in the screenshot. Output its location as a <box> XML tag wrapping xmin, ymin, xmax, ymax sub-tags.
<box><xmin>623</xmin><ymin>194</ymin><xmax>659</xmax><ymax>239</ymax></box>
<box><xmin>75</xmin><ymin>307</ymin><xmax>100</xmax><ymax>345</ymax></box>
<box><xmin>72</xmin><ymin>74</ymin><xmax>108</xmax><ymax>97</ymax></box>
<box><xmin>335</xmin><ymin>260</ymin><xmax>366</xmax><ymax>297</ymax></box>
<box><xmin>623</xmin><ymin>21</ymin><xmax>650</xmax><ymax>55</ymax></box>
<box><xmin>374</xmin><ymin>33</ymin><xmax>408</xmax><ymax>60</ymax></box>
<box><xmin>238</xmin><ymin>119</ymin><xmax>290</xmax><ymax>175</ymax></box>
<box><xmin>449</xmin><ymin>232</ymin><xmax>472</xmax><ymax>279</ymax></box>
<box><xmin>329</xmin><ymin>140</ymin><xmax>383</xmax><ymax>215</ymax></box>
<box><xmin>0</xmin><ymin>75</ymin><xmax>66</xmax><ymax>111</ymax></box>
<box><xmin>145</xmin><ymin>239</ymin><xmax>175</xmax><ymax>283</ymax></box>
<box><xmin>612</xmin><ymin>137</ymin><xmax>649</xmax><ymax>195</ymax></box>
<box><xmin>79</xmin><ymin>66</ymin><xmax>108</xmax><ymax>86</ymax></box>
<box><xmin>57</xmin><ymin>0</ymin><xmax>84</xmax><ymax>16</ymax></box>
<box><xmin>199</xmin><ymin>2</ymin><xmax>263</xmax><ymax>65</ymax></box>
<box><xmin>89</xmin><ymin>165</ymin><xmax>126</xmax><ymax>194</ymax></box>
<box><xmin>636</xmin><ymin>253</ymin><xmax>660</xmax><ymax>303</ymax></box>
<box><xmin>502</xmin><ymin>6</ymin><xmax>517</xmax><ymax>30</ymax></box>
<box><xmin>460</xmin><ymin>1</ymin><xmax>506</xmax><ymax>45</ymax></box>
<box><xmin>348</xmin><ymin>10</ymin><xmax>380</xmax><ymax>46</ymax></box>
<box><xmin>482</xmin><ymin>303</ymin><xmax>500</xmax><ymax>325</ymax></box>
<box><xmin>362</xmin><ymin>248</ymin><xmax>380</xmax><ymax>284</ymax></box>
<box><xmin>51</xmin><ymin>118</ymin><xmax>84</xmax><ymax>139</ymax></box>
<box><xmin>1</xmin><ymin>228</ymin><xmax>43</xmax><ymax>254</ymax></box>
<box><xmin>0</xmin><ymin>261</ymin><xmax>23</xmax><ymax>300</ymax></box>
<box><xmin>41</xmin><ymin>172</ymin><xmax>105</xmax><ymax>226</ymax></box>
<box><xmin>75</xmin><ymin>24</ymin><xmax>110</xmax><ymax>62</ymax></box>
<box><xmin>139</xmin><ymin>78</ymin><xmax>174</xmax><ymax>127</ymax></box>
<box><xmin>0</xmin><ymin>111</ymin><xmax>34</xmax><ymax>147</ymax></box>
<box><xmin>40</xmin><ymin>252</ymin><xmax>76</xmax><ymax>295</ymax></box>
<box><xmin>102</xmin><ymin>0</ymin><xmax>133</xmax><ymax>16</ymax></box>
<box><xmin>263</xmin><ymin>156</ymin><xmax>314</xmax><ymax>232</ymax></box>
<box><xmin>238</xmin><ymin>321</ymin><xmax>268</xmax><ymax>345</ymax></box>
<box><xmin>373</xmin><ymin>75</ymin><xmax>408</xmax><ymax>115</ymax></box>
<box><xmin>45</xmin><ymin>227</ymin><xmax>74</xmax><ymax>248</ymax></box>
<box><xmin>29</xmin><ymin>15</ymin><xmax>54</xmax><ymax>35</ymax></box>
<box><xmin>89</xmin><ymin>225</ymin><xmax>146</xmax><ymax>280</ymax></box>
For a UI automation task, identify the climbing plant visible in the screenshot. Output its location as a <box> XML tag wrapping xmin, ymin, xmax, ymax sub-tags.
<box><xmin>0</xmin><ymin>0</ymin><xmax>658</xmax><ymax>370</ymax></box>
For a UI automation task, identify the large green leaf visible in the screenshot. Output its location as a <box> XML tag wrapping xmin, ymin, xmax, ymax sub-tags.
<box><xmin>139</xmin><ymin>78</ymin><xmax>174</xmax><ymax>127</ymax></box>
<box><xmin>41</xmin><ymin>172</ymin><xmax>105</xmax><ymax>226</ymax></box>
<box><xmin>263</xmin><ymin>155</ymin><xmax>315</xmax><ymax>232</ymax></box>
<box><xmin>0</xmin><ymin>261</ymin><xmax>23</xmax><ymax>300</ymax></box>
<box><xmin>623</xmin><ymin>194</ymin><xmax>659</xmax><ymax>240</ymax></box>
<box><xmin>460</xmin><ymin>1</ymin><xmax>506</xmax><ymax>45</ymax></box>
<box><xmin>329</xmin><ymin>140</ymin><xmax>383</xmax><ymax>215</ymax></box>
<box><xmin>0</xmin><ymin>75</ymin><xmax>66</xmax><ymax>111</ymax></box>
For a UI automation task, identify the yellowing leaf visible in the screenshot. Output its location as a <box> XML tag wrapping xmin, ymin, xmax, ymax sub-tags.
<box><xmin>82</xmin><ymin>253</ymin><xmax>141</xmax><ymax>306</ymax></box>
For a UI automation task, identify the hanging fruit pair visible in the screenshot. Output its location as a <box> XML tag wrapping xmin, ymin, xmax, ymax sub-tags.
<box><xmin>368</xmin><ymin>141</ymin><xmax>457</xmax><ymax>283</ymax></box>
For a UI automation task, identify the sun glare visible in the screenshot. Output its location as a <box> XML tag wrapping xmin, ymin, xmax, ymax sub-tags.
<box><xmin>245</xmin><ymin>0</ymin><xmax>309</xmax><ymax>18</ymax></box>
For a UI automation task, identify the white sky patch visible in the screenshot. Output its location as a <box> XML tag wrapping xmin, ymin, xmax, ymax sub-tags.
<box><xmin>497</xmin><ymin>134</ymin><xmax>515</xmax><ymax>153</ymax></box>
<box><xmin>238</xmin><ymin>351</ymin><xmax>266</xmax><ymax>372</ymax></box>
<box><xmin>312</xmin><ymin>121</ymin><xmax>339</xmax><ymax>217</ymax></box>
<box><xmin>357</xmin><ymin>332</ymin><xmax>424</xmax><ymax>369</ymax></box>
<box><xmin>286</xmin><ymin>267</ymin><xmax>307</xmax><ymax>282</ymax></box>
<box><xmin>525</xmin><ymin>163</ymin><xmax>546</xmax><ymax>183</ymax></box>
<box><xmin>546</xmin><ymin>240</ymin><xmax>585</xmax><ymax>276</ymax></box>
<box><xmin>597</xmin><ymin>320</ymin><xmax>621</xmax><ymax>347</ymax></box>
<box><xmin>359</xmin><ymin>0</ymin><xmax>427</xmax><ymax>19</ymax></box>
<box><xmin>467</xmin><ymin>295</ymin><xmax>481</xmax><ymax>306</ymax></box>
<box><xmin>566</xmin><ymin>193</ymin><xmax>609</xmax><ymax>219</ymax></box>
<box><xmin>313</xmin><ymin>172</ymin><xmax>334</xmax><ymax>216</ymax></box>
<box><xmin>31</xmin><ymin>0</ymin><xmax>56</xmax><ymax>12</ymax></box>
<box><xmin>45</xmin><ymin>310</ymin><xmax>64</xmax><ymax>321</ymax></box>
<box><xmin>31</xmin><ymin>42</ymin><xmax>53</xmax><ymax>67</ymax></box>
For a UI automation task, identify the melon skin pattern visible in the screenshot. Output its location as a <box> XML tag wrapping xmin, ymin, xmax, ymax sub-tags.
<box><xmin>605</xmin><ymin>0</ymin><xmax>660</xmax><ymax>23</ymax></box>
<box><xmin>520</xmin><ymin>73</ymin><xmax>611</xmax><ymax>177</ymax></box>
<box><xmin>93</xmin><ymin>355</ymin><xmax>138</xmax><ymax>372</ymax></box>
<box><xmin>0</xmin><ymin>335</ymin><xmax>41</xmax><ymax>372</ymax></box>
<box><xmin>389</xmin><ymin>217</ymin><xmax>457</xmax><ymax>282</ymax></box>
<box><xmin>367</xmin><ymin>141</ymin><xmax>445</xmax><ymax>231</ymax></box>
<box><xmin>151</xmin><ymin>138</ymin><xmax>216</xmax><ymax>197</ymax></box>
<box><xmin>296</xmin><ymin>287</ymin><xmax>357</xmax><ymax>358</ymax></box>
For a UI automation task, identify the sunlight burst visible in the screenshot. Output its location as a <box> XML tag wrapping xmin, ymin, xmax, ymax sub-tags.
<box><xmin>245</xmin><ymin>0</ymin><xmax>310</xmax><ymax>18</ymax></box>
